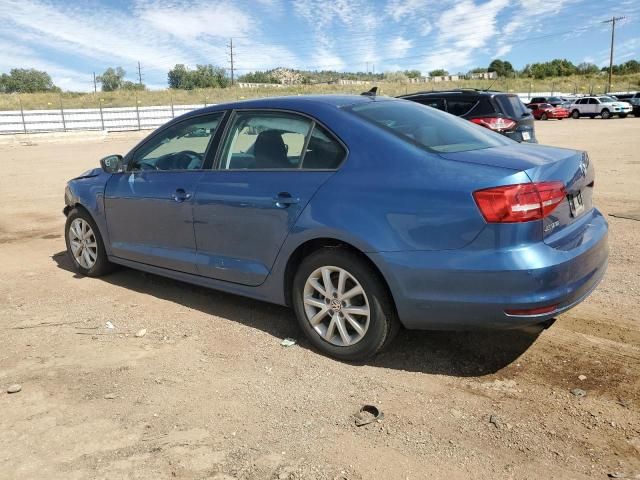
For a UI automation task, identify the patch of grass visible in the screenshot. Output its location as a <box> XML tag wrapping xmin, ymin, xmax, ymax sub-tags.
<box><xmin>2</xmin><ymin>74</ymin><xmax>639</xmax><ymax>110</ymax></box>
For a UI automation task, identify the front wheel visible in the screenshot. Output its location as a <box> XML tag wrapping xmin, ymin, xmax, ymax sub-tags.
<box><xmin>541</xmin><ymin>113</ymin><xmax>548</xmax><ymax>120</ymax></box>
<box><xmin>571</xmin><ymin>110</ymin><xmax>580</xmax><ymax>119</ymax></box>
<box><xmin>601</xmin><ymin>109</ymin><xmax>611</xmax><ymax>119</ymax></box>
<box><xmin>65</xmin><ymin>207</ymin><xmax>113</xmax><ymax>277</ymax></box>
<box><xmin>292</xmin><ymin>249</ymin><xmax>398</xmax><ymax>361</ymax></box>
<box><xmin>619</xmin><ymin>113</ymin><xmax>628</xmax><ymax>119</ymax></box>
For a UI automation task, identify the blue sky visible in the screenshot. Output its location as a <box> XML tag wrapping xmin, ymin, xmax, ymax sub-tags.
<box><xmin>0</xmin><ymin>0</ymin><xmax>638</xmax><ymax>91</ymax></box>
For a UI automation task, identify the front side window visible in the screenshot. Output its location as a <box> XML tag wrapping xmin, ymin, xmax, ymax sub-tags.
<box><xmin>220</xmin><ymin>112</ymin><xmax>312</xmax><ymax>170</ymax></box>
<box><xmin>129</xmin><ymin>113</ymin><xmax>224</xmax><ymax>171</ymax></box>
<box><xmin>348</xmin><ymin>99</ymin><xmax>512</xmax><ymax>154</ymax></box>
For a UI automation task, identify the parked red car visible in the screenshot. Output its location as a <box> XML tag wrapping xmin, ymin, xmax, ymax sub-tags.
<box><xmin>528</xmin><ymin>103</ymin><xmax>570</xmax><ymax>120</ymax></box>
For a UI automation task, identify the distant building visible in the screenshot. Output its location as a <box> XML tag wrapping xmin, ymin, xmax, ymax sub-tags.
<box><xmin>468</xmin><ymin>71</ymin><xmax>498</xmax><ymax>80</ymax></box>
<box><xmin>328</xmin><ymin>79</ymin><xmax>371</xmax><ymax>85</ymax></box>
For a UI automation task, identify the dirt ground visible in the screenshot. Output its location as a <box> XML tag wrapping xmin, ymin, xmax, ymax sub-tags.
<box><xmin>1</xmin><ymin>117</ymin><xmax>639</xmax><ymax>480</ymax></box>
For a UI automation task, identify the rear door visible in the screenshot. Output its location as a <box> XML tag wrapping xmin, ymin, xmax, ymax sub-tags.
<box><xmin>104</xmin><ymin>113</ymin><xmax>224</xmax><ymax>273</ymax></box>
<box><xmin>192</xmin><ymin>110</ymin><xmax>346</xmax><ymax>285</ymax></box>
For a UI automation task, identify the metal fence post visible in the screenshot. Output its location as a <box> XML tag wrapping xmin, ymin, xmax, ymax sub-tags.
<box><xmin>99</xmin><ymin>99</ymin><xmax>105</xmax><ymax>130</ymax></box>
<box><xmin>59</xmin><ymin>95</ymin><xmax>67</xmax><ymax>131</ymax></box>
<box><xmin>135</xmin><ymin>96</ymin><xmax>141</xmax><ymax>131</ymax></box>
<box><xmin>19</xmin><ymin>98</ymin><xmax>27</xmax><ymax>134</ymax></box>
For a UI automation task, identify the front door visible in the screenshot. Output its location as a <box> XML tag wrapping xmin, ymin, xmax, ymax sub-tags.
<box><xmin>105</xmin><ymin>113</ymin><xmax>224</xmax><ymax>273</ymax></box>
<box><xmin>192</xmin><ymin>111</ymin><xmax>346</xmax><ymax>285</ymax></box>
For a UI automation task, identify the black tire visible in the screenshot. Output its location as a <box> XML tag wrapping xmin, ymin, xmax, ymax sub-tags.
<box><xmin>541</xmin><ymin>113</ymin><xmax>548</xmax><ymax>120</ymax></box>
<box><xmin>601</xmin><ymin>109</ymin><xmax>611</xmax><ymax>119</ymax></box>
<box><xmin>571</xmin><ymin>110</ymin><xmax>580</xmax><ymax>119</ymax></box>
<box><xmin>64</xmin><ymin>207</ymin><xmax>113</xmax><ymax>277</ymax></box>
<box><xmin>292</xmin><ymin>249</ymin><xmax>399</xmax><ymax>361</ymax></box>
<box><xmin>619</xmin><ymin>113</ymin><xmax>627</xmax><ymax>119</ymax></box>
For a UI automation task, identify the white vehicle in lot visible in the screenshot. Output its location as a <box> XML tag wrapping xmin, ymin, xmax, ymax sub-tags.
<box><xmin>570</xmin><ymin>96</ymin><xmax>633</xmax><ymax>119</ymax></box>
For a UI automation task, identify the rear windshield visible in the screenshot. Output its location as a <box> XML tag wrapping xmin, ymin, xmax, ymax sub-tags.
<box><xmin>348</xmin><ymin>100</ymin><xmax>512</xmax><ymax>153</ymax></box>
<box><xmin>494</xmin><ymin>95</ymin><xmax>529</xmax><ymax>118</ymax></box>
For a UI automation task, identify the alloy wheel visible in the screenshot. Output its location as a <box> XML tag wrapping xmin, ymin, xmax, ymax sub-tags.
<box><xmin>302</xmin><ymin>266</ymin><xmax>370</xmax><ymax>347</ymax></box>
<box><xmin>68</xmin><ymin>218</ymin><xmax>98</xmax><ymax>269</ymax></box>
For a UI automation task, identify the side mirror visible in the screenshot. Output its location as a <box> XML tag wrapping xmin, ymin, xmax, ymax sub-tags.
<box><xmin>100</xmin><ymin>154</ymin><xmax>123</xmax><ymax>173</ymax></box>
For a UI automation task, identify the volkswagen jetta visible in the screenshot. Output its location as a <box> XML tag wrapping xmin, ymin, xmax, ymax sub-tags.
<box><xmin>63</xmin><ymin>95</ymin><xmax>608</xmax><ymax>360</ymax></box>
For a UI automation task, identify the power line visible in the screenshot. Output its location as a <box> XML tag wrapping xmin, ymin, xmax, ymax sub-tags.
<box><xmin>227</xmin><ymin>38</ymin><xmax>235</xmax><ymax>85</ymax></box>
<box><xmin>602</xmin><ymin>16</ymin><xmax>625</xmax><ymax>92</ymax></box>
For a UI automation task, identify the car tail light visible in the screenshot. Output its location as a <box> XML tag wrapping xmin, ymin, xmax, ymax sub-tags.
<box><xmin>505</xmin><ymin>304</ymin><xmax>558</xmax><ymax>316</ymax></box>
<box><xmin>470</xmin><ymin>117</ymin><xmax>517</xmax><ymax>132</ymax></box>
<box><xmin>473</xmin><ymin>181</ymin><xmax>566</xmax><ymax>223</ymax></box>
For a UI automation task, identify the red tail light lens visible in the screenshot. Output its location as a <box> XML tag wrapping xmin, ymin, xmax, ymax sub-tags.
<box><xmin>473</xmin><ymin>181</ymin><xmax>566</xmax><ymax>223</ymax></box>
<box><xmin>470</xmin><ymin>117</ymin><xmax>517</xmax><ymax>131</ymax></box>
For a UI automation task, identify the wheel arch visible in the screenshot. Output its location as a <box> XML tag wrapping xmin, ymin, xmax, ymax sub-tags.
<box><xmin>282</xmin><ymin>237</ymin><xmax>398</xmax><ymax>319</ymax></box>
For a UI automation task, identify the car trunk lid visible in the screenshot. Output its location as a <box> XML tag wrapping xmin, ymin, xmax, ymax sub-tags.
<box><xmin>439</xmin><ymin>143</ymin><xmax>594</xmax><ymax>242</ymax></box>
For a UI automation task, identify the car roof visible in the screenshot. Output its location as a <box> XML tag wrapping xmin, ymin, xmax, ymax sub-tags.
<box><xmin>192</xmin><ymin>94</ymin><xmax>391</xmax><ymax>114</ymax></box>
<box><xmin>398</xmin><ymin>89</ymin><xmax>508</xmax><ymax>98</ymax></box>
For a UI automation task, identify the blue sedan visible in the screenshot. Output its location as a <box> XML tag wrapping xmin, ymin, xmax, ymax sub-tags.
<box><xmin>63</xmin><ymin>95</ymin><xmax>608</xmax><ymax>360</ymax></box>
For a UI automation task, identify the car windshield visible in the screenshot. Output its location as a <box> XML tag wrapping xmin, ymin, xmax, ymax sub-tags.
<box><xmin>540</xmin><ymin>103</ymin><xmax>552</xmax><ymax>109</ymax></box>
<box><xmin>348</xmin><ymin>99</ymin><xmax>512</xmax><ymax>153</ymax></box>
<box><xmin>599</xmin><ymin>96</ymin><xmax>616</xmax><ymax>103</ymax></box>
<box><xmin>547</xmin><ymin>97</ymin><xmax>562</xmax><ymax>103</ymax></box>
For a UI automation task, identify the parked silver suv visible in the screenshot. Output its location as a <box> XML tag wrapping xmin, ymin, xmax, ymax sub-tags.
<box><xmin>569</xmin><ymin>96</ymin><xmax>632</xmax><ymax>119</ymax></box>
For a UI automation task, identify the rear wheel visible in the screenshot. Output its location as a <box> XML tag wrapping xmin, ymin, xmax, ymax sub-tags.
<box><xmin>65</xmin><ymin>208</ymin><xmax>113</xmax><ymax>277</ymax></box>
<box><xmin>571</xmin><ymin>110</ymin><xmax>580</xmax><ymax>119</ymax></box>
<box><xmin>601</xmin><ymin>109</ymin><xmax>611</xmax><ymax>119</ymax></box>
<box><xmin>292</xmin><ymin>249</ymin><xmax>398</xmax><ymax>361</ymax></box>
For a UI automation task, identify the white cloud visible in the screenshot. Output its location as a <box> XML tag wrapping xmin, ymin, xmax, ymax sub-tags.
<box><xmin>388</xmin><ymin>37</ymin><xmax>413</xmax><ymax>58</ymax></box>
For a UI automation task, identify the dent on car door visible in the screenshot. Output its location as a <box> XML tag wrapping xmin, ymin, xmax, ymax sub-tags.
<box><xmin>192</xmin><ymin>111</ymin><xmax>346</xmax><ymax>286</ymax></box>
<box><xmin>104</xmin><ymin>113</ymin><xmax>225</xmax><ymax>273</ymax></box>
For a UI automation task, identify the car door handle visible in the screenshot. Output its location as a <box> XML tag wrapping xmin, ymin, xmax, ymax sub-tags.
<box><xmin>273</xmin><ymin>192</ymin><xmax>299</xmax><ymax>208</ymax></box>
<box><xmin>171</xmin><ymin>189</ymin><xmax>192</xmax><ymax>202</ymax></box>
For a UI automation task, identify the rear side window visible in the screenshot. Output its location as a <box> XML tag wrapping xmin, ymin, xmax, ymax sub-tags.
<box><xmin>302</xmin><ymin>125</ymin><xmax>346</xmax><ymax>169</ymax></box>
<box><xmin>414</xmin><ymin>97</ymin><xmax>446</xmax><ymax>111</ymax></box>
<box><xmin>349</xmin><ymin>100</ymin><xmax>512</xmax><ymax>153</ymax></box>
<box><xmin>445</xmin><ymin>98</ymin><xmax>476</xmax><ymax>116</ymax></box>
<box><xmin>494</xmin><ymin>95</ymin><xmax>529</xmax><ymax>118</ymax></box>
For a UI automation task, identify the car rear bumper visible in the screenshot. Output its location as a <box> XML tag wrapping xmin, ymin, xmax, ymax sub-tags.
<box><xmin>370</xmin><ymin>208</ymin><xmax>608</xmax><ymax>330</ymax></box>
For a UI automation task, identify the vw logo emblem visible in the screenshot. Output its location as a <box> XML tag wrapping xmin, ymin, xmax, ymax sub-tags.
<box><xmin>330</xmin><ymin>299</ymin><xmax>342</xmax><ymax>311</ymax></box>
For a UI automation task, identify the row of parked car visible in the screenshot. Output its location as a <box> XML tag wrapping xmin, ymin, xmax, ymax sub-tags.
<box><xmin>526</xmin><ymin>93</ymin><xmax>639</xmax><ymax>120</ymax></box>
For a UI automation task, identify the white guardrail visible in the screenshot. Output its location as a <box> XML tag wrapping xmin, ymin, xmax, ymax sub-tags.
<box><xmin>0</xmin><ymin>104</ymin><xmax>209</xmax><ymax>134</ymax></box>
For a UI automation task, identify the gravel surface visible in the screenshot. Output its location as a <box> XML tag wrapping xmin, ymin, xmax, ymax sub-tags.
<box><xmin>0</xmin><ymin>118</ymin><xmax>639</xmax><ymax>479</ymax></box>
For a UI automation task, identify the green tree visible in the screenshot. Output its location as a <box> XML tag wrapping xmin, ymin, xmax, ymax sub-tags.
<box><xmin>576</xmin><ymin>62</ymin><xmax>599</xmax><ymax>75</ymax></box>
<box><xmin>488</xmin><ymin>59</ymin><xmax>514</xmax><ymax>77</ymax></box>
<box><xmin>238</xmin><ymin>71</ymin><xmax>279</xmax><ymax>83</ymax></box>
<box><xmin>97</xmin><ymin>67</ymin><xmax>126</xmax><ymax>92</ymax></box>
<box><xmin>167</xmin><ymin>64</ymin><xmax>228</xmax><ymax>89</ymax></box>
<box><xmin>468</xmin><ymin>67</ymin><xmax>488</xmax><ymax>74</ymax></box>
<box><xmin>0</xmin><ymin>68</ymin><xmax>57</xmax><ymax>93</ymax></box>
<box><xmin>403</xmin><ymin>69</ymin><xmax>422</xmax><ymax>78</ymax></box>
<box><xmin>384</xmin><ymin>71</ymin><xmax>409</xmax><ymax>83</ymax></box>
<box><xmin>121</xmin><ymin>80</ymin><xmax>146</xmax><ymax>91</ymax></box>
<box><xmin>429</xmin><ymin>69</ymin><xmax>449</xmax><ymax>77</ymax></box>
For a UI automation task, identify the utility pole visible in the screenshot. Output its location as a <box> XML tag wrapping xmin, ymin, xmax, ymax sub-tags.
<box><xmin>92</xmin><ymin>72</ymin><xmax>97</xmax><ymax>94</ymax></box>
<box><xmin>602</xmin><ymin>16</ymin><xmax>625</xmax><ymax>93</ymax></box>
<box><xmin>227</xmin><ymin>38</ymin><xmax>235</xmax><ymax>85</ymax></box>
<box><xmin>137</xmin><ymin>61</ymin><xmax>143</xmax><ymax>86</ymax></box>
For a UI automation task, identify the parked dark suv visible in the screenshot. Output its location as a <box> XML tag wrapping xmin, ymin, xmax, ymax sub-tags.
<box><xmin>528</xmin><ymin>96</ymin><xmax>564</xmax><ymax>106</ymax></box>
<box><xmin>609</xmin><ymin>92</ymin><xmax>640</xmax><ymax>116</ymax></box>
<box><xmin>398</xmin><ymin>89</ymin><xmax>537</xmax><ymax>143</ymax></box>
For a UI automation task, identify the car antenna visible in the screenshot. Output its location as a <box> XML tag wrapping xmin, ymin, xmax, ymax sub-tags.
<box><xmin>483</xmin><ymin>79</ymin><xmax>498</xmax><ymax>92</ymax></box>
<box><xmin>361</xmin><ymin>86</ymin><xmax>377</xmax><ymax>96</ymax></box>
